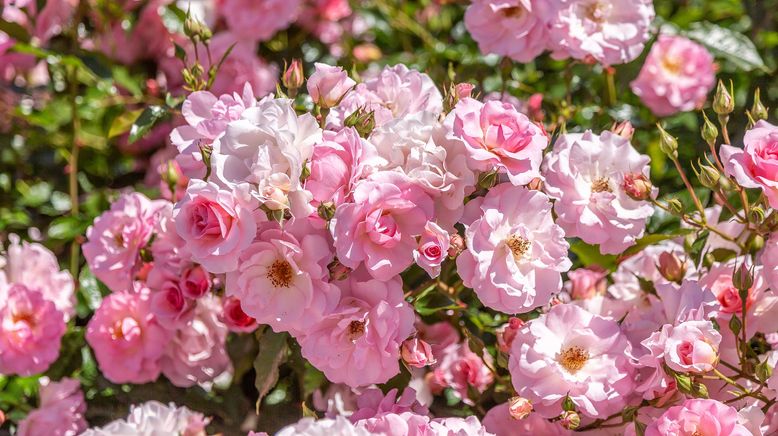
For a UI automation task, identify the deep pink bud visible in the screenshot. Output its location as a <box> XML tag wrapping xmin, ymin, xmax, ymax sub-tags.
<box><xmin>221</xmin><ymin>296</ymin><xmax>258</xmax><ymax>333</ymax></box>
<box><xmin>181</xmin><ymin>265</ymin><xmax>212</xmax><ymax>299</ymax></box>
<box><xmin>508</xmin><ymin>396</ymin><xmax>533</xmax><ymax>420</ymax></box>
<box><xmin>401</xmin><ymin>337</ymin><xmax>436</xmax><ymax>368</ymax></box>
<box><xmin>623</xmin><ymin>172</ymin><xmax>653</xmax><ymax>201</ymax></box>
<box><xmin>497</xmin><ymin>317</ymin><xmax>524</xmax><ymax>353</ymax></box>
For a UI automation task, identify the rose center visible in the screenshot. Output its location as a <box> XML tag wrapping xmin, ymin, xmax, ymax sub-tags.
<box><xmin>585</xmin><ymin>1</ymin><xmax>610</xmax><ymax>23</ymax></box>
<box><xmin>267</xmin><ymin>259</ymin><xmax>294</xmax><ymax>288</ymax></box>
<box><xmin>591</xmin><ymin>177</ymin><xmax>612</xmax><ymax>193</ymax></box>
<box><xmin>506</xmin><ymin>234</ymin><xmax>531</xmax><ymax>259</ymax></box>
<box><xmin>501</xmin><ymin>6</ymin><xmax>524</xmax><ymax>19</ymax></box>
<box><xmin>347</xmin><ymin>320</ymin><xmax>366</xmax><ymax>342</ymax></box>
<box><xmin>661</xmin><ymin>56</ymin><xmax>683</xmax><ymax>75</ymax></box>
<box><xmin>558</xmin><ymin>346</ymin><xmax>589</xmax><ymax>374</ymax></box>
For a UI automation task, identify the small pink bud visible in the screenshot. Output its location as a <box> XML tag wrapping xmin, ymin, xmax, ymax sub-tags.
<box><xmin>282</xmin><ymin>59</ymin><xmax>304</xmax><ymax>91</ymax></box>
<box><xmin>401</xmin><ymin>337</ymin><xmax>436</xmax><ymax>368</ymax></box>
<box><xmin>657</xmin><ymin>252</ymin><xmax>686</xmax><ymax>283</ymax></box>
<box><xmin>567</xmin><ymin>266</ymin><xmax>607</xmax><ymax>300</ymax></box>
<box><xmin>221</xmin><ymin>296</ymin><xmax>258</xmax><ymax>333</ymax></box>
<box><xmin>455</xmin><ymin>83</ymin><xmax>475</xmax><ymax>99</ymax></box>
<box><xmin>497</xmin><ymin>317</ymin><xmax>524</xmax><ymax>353</ymax></box>
<box><xmin>447</xmin><ymin>234</ymin><xmax>465</xmax><ymax>258</ymax></box>
<box><xmin>560</xmin><ymin>411</ymin><xmax>581</xmax><ymax>430</ymax></box>
<box><xmin>623</xmin><ymin>173</ymin><xmax>653</xmax><ymax>201</ymax></box>
<box><xmin>508</xmin><ymin>396</ymin><xmax>532</xmax><ymax>420</ymax></box>
<box><xmin>181</xmin><ymin>264</ymin><xmax>212</xmax><ymax>299</ymax></box>
<box><xmin>611</xmin><ymin>120</ymin><xmax>635</xmax><ymax>140</ymax></box>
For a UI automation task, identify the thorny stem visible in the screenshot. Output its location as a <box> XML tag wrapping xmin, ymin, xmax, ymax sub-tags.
<box><xmin>671</xmin><ymin>157</ymin><xmax>705</xmax><ymax>217</ymax></box>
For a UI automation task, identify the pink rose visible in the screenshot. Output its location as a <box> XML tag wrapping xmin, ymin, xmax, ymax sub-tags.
<box><xmin>83</xmin><ymin>191</ymin><xmax>165</xmax><ymax>292</ymax></box>
<box><xmin>306</xmin><ymin>127</ymin><xmax>384</xmax><ymax>206</ymax></box>
<box><xmin>631</xmin><ymin>35</ymin><xmax>716</xmax><ymax>117</ymax></box>
<box><xmin>226</xmin><ymin>225</ymin><xmax>340</xmax><ymax>335</ymax></box>
<box><xmin>0</xmin><ymin>285</ymin><xmax>66</xmax><ymax>376</ymax></box>
<box><xmin>219</xmin><ymin>0</ymin><xmax>300</xmax><ymax>41</ymax></box>
<box><xmin>416</xmin><ymin>320</ymin><xmax>460</xmax><ymax>357</ymax></box>
<box><xmin>401</xmin><ymin>338</ymin><xmax>436</xmax><ymax>368</ymax></box>
<box><xmin>298</xmin><ymin>277</ymin><xmax>415</xmax><ymax>387</ymax></box>
<box><xmin>543</xmin><ymin>131</ymin><xmax>656</xmax><ymax>254</ymax></box>
<box><xmin>457</xmin><ymin>184</ymin><xmax>571</xmax><ymax>314</ymax></box>
<box><xmin>699</xmin><ymin>262</ymin><xmax>766</xmax><ymax>317</ymax></box>
<box><xmin>550</xmin><ymin>0</ymin><xmax>655</xmax><ymax>66</ymax></box>
<box><xmin>509</xmin><ymin>303</ymin><xmax>635</xmax><ymax>418</ymax></box>
<box><xmin>148</xmin><ymin>276</ymin><xmax>195</xmax><ymax>330</ymax></box>
<box><xmin>722</xmin><ymin>121</ymin><xmax>778</xmax><ymax>209</ymax></box>
<box><xmin>277</xmin><ymin>417</ymin><xmax>369</xmax><ymax>436</ymax></box>
<box><xmin>496</xmin><ymin>317</ymin><xmax>524</xmax><ymax>353</ymax></box>
<box><xmin>646</xmin><ymin>399</ymin><xmax>751</xmax><ymax>436</ymax></box>
<box><xmin>427</xmin><ymin>342</ymin><xmax>494</xmax><ymax>405</ymax></box>
<box><xmin>566</xmin><ymin>266</ymin><xmax>608</xmax><ymax>300</ymax></box>
<box><xmin>160</xmin><ymin>296</ymin><xmax>231</xmax><ymax>387</ymax></box>
<box><xmin>349</xmin><ymin>387</ymin><xmax>428</xmax><ymax>422</ymax></box>
<box><xmin>413</xmin><ymin>222</ymin><xmax>450</xmax><ymax>278</ymax></box>
<box><xmin>220</xmin><ymin>296</ymin><xmax>258</xmax><ymax>333</ymax></box>
<box><xmin>17</xmin><ymin>377</ymin><xmax>87</xmax><ymax>436</ymax></box>
<box><xmin>173</xmin><ymin>180</ymin><xmax>258</xmax><ymax>274</ymax></box>
<box><xmin>180</xmin><ymin>264</ymin><xmax>211</xmax><ymax>299</ymax></box>
<box><xmin>664</xmin><ymin>320</ymin><xmax>721</xmax><ymax>373</ymax></box>
<box><xmin>451</xmin><ymin>98</ymin><xmax>548</xmax><ymax>185</ymax></box>
<box><xmin>86</xmin><ymin>289</ymin><xmax>171</xmax><ymax>384</ymax></box>
<box><xmin>81</xmin><ymin>401</ymin><xmax>210</xmax><ymax>435</ymax></box>
<box><xmin>465</xmin><ymin>0</ymin><xmax>554</xmax><ymax>62</ymax></box>
<box><xmin>331</xmin><ymin>171</ymin><xmax>434</xmax><ymax>281</ymax></box>
<box><xmin>307</xmin><ymin>63</ymin><xmax>356</xmax><ymax>108</ymax></box>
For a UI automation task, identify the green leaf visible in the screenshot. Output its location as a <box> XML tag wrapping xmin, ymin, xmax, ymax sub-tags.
<box><xmin>635</xmin><ymin>420</ymin><xmax>647</xmax><ymax>436</ymax></box>
<box><xmin>569</xmin><ymin>240</ymin><xmax>617</xmax><ymax>270</ymax></box>
<box><xmin>561</xmin><ymin>395</ymin><xmax>576</xmax><ymax>412</ymax></box>
<box><xmin>128</xmin><ymin>106</ymin><xmax>167</xmax><ymax>144</ymax></box>
<box><xmin>620</xmin><ymin>228</ymin><xmax>695</xmax><ymax>258</ymax></box>
<box><xmin>79</xmin><ymin>266</ymin><xmax>107</xmax><ymax>312</ymax></box>
<box><xmin>729</xmin><ymin>315</ymin><xmax>742</xmax><ymax>336</ymax></box>
<box><xmin>0</xmin><ymin>18</ymin><xmax>30</xmax><ymax>42</ymax></box>
<box><xmin>108</xmin><ymin>109</ymin><xmax>143</xmax><ymax>138</ymax></box>
<box><xmin>47</xmin><ymin>216</ymin><xmax>87</xmax><ymax>240</ymax></box>
<box><xmin>253</xmin><ymin>329</ymin><xmax>289</xmax><ymax>414</ymax></box>
<box><xmin>684</xmin><ymin>22</ymin><xmax>768</xmax><ymax>72</ymax></box>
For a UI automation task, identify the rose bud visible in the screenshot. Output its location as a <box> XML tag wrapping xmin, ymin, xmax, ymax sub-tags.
<box><xmin>447</xmin><ymin>234</ymin><xmax>465</xmax><ymax>258</ymax></box>
<box><xmin>455</xmin><ymin>83</ymin><xmax>475</xmax><ymax>99</ymax></box>
<box><xmin>560</xmin><ymin>411</ymin><xmax>581</xmax><ymax>430</ymax></box>
<box><xmin>623</xmin><ymin>173</ymin><xmax>653</xmax><ymax>201</ymax></box>
<box><xmin>401</xmin><ymin>337</ymin><xmax>436</xmax><ymax>368</ymax></box>
<box><xmin>307</xmin><ymin>63</ymin><xmax>356</xmax><ymax>108</ymax></box>
<box><xmin>657</xmin><ymin>252</ymin><xmax>686</xmax><ymax>283</ymax></box>
<box><xmin>180</xmin><ymin>264</ymin><xmax>212</xmax><ymax>299</ymax></box>
<box><xmin>496</xmin><ymin>317</ymin><xmax>524</xmax><ymax>353</ymax></box>
<box><xmin>221</xmin><ymin>296</ymin><xmax>258</xmax><ymax>333</ymax></box>
<box><xmin>282</xmin><ymin>59</ymin><xmax>304</xmax><ymax>93</ymax></box>
<box><xmin>508</xmin><ymin>396</ymin><xmax>533</xmax><ymax>420</ymax></box>
<box><xmin>566</xmin><ymin>266</ymin><xmax>607</xmax><ymax>300</ymax></box>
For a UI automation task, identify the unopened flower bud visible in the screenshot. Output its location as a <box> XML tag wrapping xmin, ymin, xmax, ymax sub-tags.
<box><xmin>328</xmin><ymin>258</ymin><xmax>352</xmax><ymax>281</ymax></box>
<box><xmin>401</xmin><ymin>337</ymin><xmax>436</xmax><ymax>368</ymax></box>
<box><xmin>667</xmin><ymin>198</ymin><xmax>684</xmax><ymax>215</ymax></box>
<box><xmin>656</xmin><ymin>124</ymin><xmax>678</xmax><ymax>159</ymax></box>
<box><xmin>448</xmin><ymin>233</ymin><xmax>465</xmax><ymax>258</ymax></box>
<box><xmin>184</xmin><ymin>16</ymin><xmax>211</xmax><ymax>41</ymax></box>
<box><xmin>317</xmin><ymin>201</ymin><xmax>336</xmax><ymax>221</ymax></box>
<box><xmin>701</xmin><ymin>111</ymin><xmax>718</xmax><ymax>146</ymax></box>
<box><xmin>749</xmin><ymin>206</ymin><xmax>765</xmax><ymax>225</ymax></box>
<box><xmin>697</xmin><ymin>164</ymin><xmax>720</xmax><ymax>189</ymax></box>
<box><xmin>713</xmin><ymin>80</ymin><xmax>734</xmax><ymax>116</ymax></box>
<box><xmin>560</xmin><ymin>411</ymin><xmax>581</xmax><ymax>430</ymax></box>
<box><xmin>611</xmin><ymin>120</ymin><xmax>635</xmax><ymax>140</ymax></box>
<box><xmin>282</xmin><ymin>59</ymin><xmax>304</xmax><ymax>93</ymax></box>
<box><xmin>622</xmin><ymin>173</ymin><xmax>653</xmax><ymax>201</ymax></box>
<box><xmin>221</xmin><ymin>296</ymin><xmax>257</xmax><ymax>333</ymax></box>
<box><xmin>718</xmin><ymin>176</ymin><xmax>734</xmax><ymax>192</ymax></box>
<box><xmin>344</xmin><ymin>107</ymin><xmax>376</xmax><ymax>137</ymax></box>
<box><xmin>497</xmin><ymin>317</ymin><xmax>525</xmax><ymax>353</ymax></box>
<box><xmin>477</xmin><ymin>170</ymin><xmax>498</xmax><ymax>190</ymax></box>
<box><xmin>751</xmin><ymin>88</ymin><xmax>769</xmax><ymax>122</ymax></box>
<box><xmin>733</xmin><ymin>262</ymin><xmax>754</xmax><ymax>293</ymax></box>
<box><xmin>658</xmin><ymin>252</ymin><xmax>686</xmax><ymax>283</ymax></box>
<box><xmin>508</xmin><ymin>397</ymin><xmax>532</xmax><ymax>420</ymax></box>
<box><xmin>455</xmin><ymin>83</ymin><xmax>475</xmax><ymax>99</ymax></box>
<box><xmin>750</xmin><ymin>234</ymin><xmax>765</xmax><ymax>254</ymax></box>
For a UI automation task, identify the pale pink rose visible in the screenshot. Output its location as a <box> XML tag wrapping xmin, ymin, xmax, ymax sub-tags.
<box><xmin>331</xmin><ymin>171</ymin><xmax>434</xmax><ymax>281</ymax></box>
<box><xmin>457</xmin><ymin>183</ymin><xmax>571</xmax><ymax>314</ymax></box>
<box><xmin>160</xmin><ymin>296</ymin><xmax>231</xmax><ymax>387</ymax></box>
<box><xmin>0</xmin><ymin>285</ymin><xmax>66</xmax><ymax>376</ymax></box>
<box><xmin>413</xmin><ymin>222</ymin><xmax>450</xmax><ymax>278</ymax></box>
<box><xmin>451</xmin><ymin>98</ymin><xmax>548</xmax><ymax>185</ymax></box>
<box><xmin>0</xmin><ymin>234</ymin><xmax>75</xmax><ymax>320</ymax></box>
<box><xmin>307</xmin><ymin>63</ymin><xmax>356</xmax><ymax>108</ymax></box>
<box><xmin>83</xmin><ymin>191</ymin><xmax>165</xmax><ymax>292</ymax></box>
<box><xmin>312</xmin><ymin>383</ymin><xmax>359</xmax><ymax>418</ymax></box>
<box><xmin>550</xmin><ymin>0</ymin><xmax>655</xmax><ymax>66</ymax></box>
<box><xmin>401</xmin><ymin>337</ymin><xmax>436</xmax><ymax>368</ymax></box>
<box><xmin>173</xmin><ymin>180</ymin><xmax>258</xmax><ymax>274</ymax></box>
<box><xmin>306</xmin><ymin>127</ymin><xmax>384</xmax><ymax>206</ymax></box>
<box><xmin>17</xmin><ymin>377</ymin><xmax>86</xmax><ymax>436</ymax></box>
<box><xmin>148</xmin><ymin>275</ymin><xmax>196</xmax><ymax>330</ymax></box>
<box><xmin>416</xmin><ymin>320</ymin><xmax>460</xmax><ymax>357</ymax></box>
<box><xmin>722</xmin><ymin>121</ymin><xmax>778</xmax><ymax>209</ymax></box>
<box><xmin>664</xmin><ymin>320</ymin><xmax>721</xmax><ymax>373</ymax></box>
<box><xmin>80</xmin><ymin>401</ymin><xmax>209</xmax><ymax>436</ymax></box>
<box><xmin>205</xmin><ymin>34</ymin><xmax>279</xmax><ymax>97</ymax></box>
<box><xmin>762</xmin><ymin>233</ymin><xmax>778</xmax><ymax>287</ymax></box>
<box><xmin>328</xmin><ymin>64</ymin><xmax>443</xmax><ymax>128</ymax></box>
<box><xmin>427</xmin><ymin>342</ymin><xmax>494</xmax><ymax>405</ymax></box>
<box><xmin>226</xmin><ymin>225</ymin><xmax>340</xmax><ymax>335</ymax></box>
<box><xmin>484</xmin><ymin>92</ymin><xmax>545</xmax><ymax>122</ymax></box>
<box><xmin>496</xmin><ymin>317</ymin><xmax>524</xmax><ymax>353</ymax></box>
<box><xmin>483</xmin><ymin>403</ymin><xmax>571</xmax><ymax>436</ymax></box>
<box><xmin>356</xmin><ymin>412</ymin><xmax>434</xmax><ymax>436</ymax></box>
<box><xmin>220</xmin><ymin>295</ymin><xmax>258</xmax><ymax>333</ymax></box>
<box><xmin>646</xmin><ymin>399</ymin><xmax>751</xmax><ymax>436</ymax></box>
<box><xmin>86</xmin><ymin>289</ymin><xmax>171</xmax><ymax>384</ymax></box>
<box><xmin>298</xmin><ymin>277</ymin><xmax>415</xmax><ymax>387</ymax></box>
<box><xmin>543</xmin><ymin>131</ymin><xmax>656</xmax><ymax>254</ymax></box>
<box><xmin>219</xmin><ymin>0</ymin><xmax>300</xmax><ymax>41</ymax></box>
<box><xmin>699</xmin><ymin>262</ymin><xmax>766</xmax><ymax>318</ymax></box>
<box><xmin>566</xmin><ymin>266</ymin><xmax>608</xmax><ymax>300</ymax></box>
<box><xmin>465</xmin><ymin>0</ymin><xmax>554</xmax><ymax>62</ymax></box>
<box><xmin>608</xmin><ymin>241</ymin><xmax>694</xmax><ymax>305</ymax></box>
<box><xmin>631</xmin><ymin>35</ymin><xmax>716</xmax><ymax>117</ymax></box>
<box><xmin>509</xmin><ymin>303</ymin><xmax>635</xmax><ymax>418</ymax></box>
<box><xmin>277</xmin><ymin>416</ymin><xmax>369</xmax><ymax>436</ymax></box>
<box><xmin>349</xmin><ymin>388</ymin><xmax>428</xmax><ymax>422</ymax></box>
<box><xmin>429</xmin><ymin>416</ymin><xmax>494</xmax><ymax>435</ymax></box>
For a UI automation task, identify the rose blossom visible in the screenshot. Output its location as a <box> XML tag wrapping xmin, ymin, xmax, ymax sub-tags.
<box><xmin>549</xmin><ymin>0</ymin><xmax>655</xmax><ymax>66</ymax></box>
<box><xmin>220</xmin><ymin>296</ymin><xmax>258</xmax><ymax>333</ymax></box>
<box><xmin>160</xmin><ymin>296</ymin><xmax>232</xmax><ymax>388</ymax></box>
<box><xmin>416</xmin><ymin>320</ymin><xmax>460</xmax><ymax>358</ymax></box>
<box><xmin>413</xmin><ymin>222</ymin><xmax>450</xmax><ymax>278</ymax></box>
<box><xmin>639</xmin><ymin>320</ymin><xmax>721</xmax><ymax>379</ymax></box>
<box><xmin>429</xmin><ymin>416</ymin><xmax>494</xmax><ymax>435</ymax></box>
<box><xmin>543</xmin><ymin>130</ymin><xmax>656</xmax><ymax>254</ymax></box>
<box><xmin>298</xmin><ymin>277</ymin><xmax>415</xmax><ymax>387</ymax></box>
<box><xmin>645</xmin><ymin>399</ymin><xmax>751</xmax><ymax>436</ymax></box>
<box><xmin>464</xmin><ymin>0</ymin><xmax>554</xmax><ymax>62</ymax></box>
<box><xmin>700</xmin><ymin>262</ymin><xmax>766</xmax><ymax>317</ymax></box>
<box><xmin>83</xmin><ymin>191</ymin><xmax>165</xmax><ymax>292</ymax></box>
<box><xmin>349</xmin><ymin>388</ymin><xmax>428</xmax><ymax>422</ymax></box>
<box><xmin>80</xmin><ymin>401</ymin><xmax>209</xmax><ymax>436</ymax></box>
<box><xmin>631</xmin><ymin>35</ymin><xmax>716</xmax><ymax>117</ymax></box>
<box><xmin>401</xmin><ymin>337</ymin><xmax>436</xmax><ymax>368</ymax></box>
<box><xmin>331</xmin><ymin>171</ymin><xmax>434</xmax><ymax>281</ymax></box>
<box><xmin>173</xmin><ymin>180</ymin><xmax>258</xmax><ymax>274</ymax></box>
<box><xmin>219</xmin><ymin>0</ymin><xmax>300</xmax><ymax>41</ymax></box>
<box><xmin>180</xmin><ymin>264</ymin><xmax>211</xmax><ymax>299</ymax></box>
<box><xmin>722</xmin><ymin>121</ymin><xmax>778</xmax><ymax>209</ymax></box>
<box><xmin>148</xmin><ymin>275</ymin><xmax>195</xmax><ymax>329</ymax></box>
<box><xmin>0</xmin><ymin>234</ymin><xmax>75</xmax><ymax>320</ymax></box>
<box><xmin>305</xmin><ymin>127</ymin><xmax>385</xmax><ymax>206</ymax></box>
<box><xmin>566</xmin><ymin>266</ymin><xmax>607</xmax><ymax>300</ymax></box>
<box><xmin>427</xmin><ymin>342</ymin><xmax>494</xmax><ymax>405</ymax></box>
<box><xmin>86</xmin><ymin>289</ymin><xmax>171</xmax><ymax>384</ymax></box>
<box><xmin>0</xmin><ymin>285</ymin><xmax>66</xmax><ymax>376</ymax></box>
<box><xmin>328</xmin><ymin>64</ymin><xmax>443</xmax><ymax>128</ymax></box>
<box><xmin>451</xmin><ymin>97</ymin><xmax>548</xmax><ymax>185</ymax></box>
<box><xmin>496</xmin><ymin>317</ymin><xmax>524</xmax><ymax>353</ymax></box>
<box><xmin>226</xmin><ymin>225</ymin><xmax>340</xmax><ymax>335</ymax></box>
<box><xmin>307</xmin><ymin>63</ymin><xmax>356</xmax><ymax>108</ymax></box>
<box><xmin>17</xmin><ymin>377</ymin><xmax>86</xmax><ymax>436</ymax></box>
<box><xmin>457</xmin><ymin>183</ymin><xmax>571</xmax><ymax>314</ymax></box>
<box><xmin>277</xmin><ymin>416</ymin><xmax>369</xmax><ymax>436</ymax></box>
<box><xmin>509</xmin><ymin>303</ymin><xmax>635</xmax><ymax>418</ymax></box>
